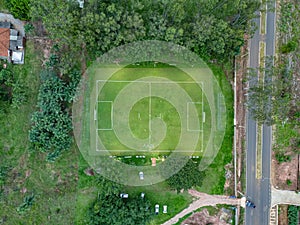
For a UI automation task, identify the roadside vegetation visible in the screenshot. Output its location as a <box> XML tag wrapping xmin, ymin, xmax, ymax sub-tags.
<box><xmin>0</xmin><ymin>0</ymin><xmax>261</xmax><ymax>224</ymax></box>
<box><xmin>247</xmin><ymin>0</ymin><xmax>300</xmax><ymax>167</ymax></box>
<box><xmin>288</xmin><ymin>205</ymin><xmax>300</xmax><ymax>225</ymax></box>
<box><xmin>3</xmin><ymin>0</ymin><xmax>30</xmax><ymax>20</ymax></box>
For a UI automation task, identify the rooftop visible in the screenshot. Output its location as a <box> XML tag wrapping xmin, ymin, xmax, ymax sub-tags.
<box><xmin>0</xmin><ymin>28</ymin><xmax>10</xmax><ymax>58</ymax></box>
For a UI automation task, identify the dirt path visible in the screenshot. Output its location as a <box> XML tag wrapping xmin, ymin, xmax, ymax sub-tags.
<box><xmin>161</xmin><ymin>190</ymin><xmax>241</xmax><ymax>225</ymax></box>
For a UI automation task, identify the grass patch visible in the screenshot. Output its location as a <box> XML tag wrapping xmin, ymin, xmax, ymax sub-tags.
<box><xmin>0</xmin><ymin>41</ymin><xmax>80</xmax><ymax>224</ymax></box>
<box><xmin>196</xmin><ymin>63</ymin><xmax>234</xmax><ymax>194</ymax></box>
<box><xmin>0</xmin><ymin>0</ymin><xmax>8</xmax><ymax>12</ymax></box>
<box><xmin>125</xmin><ymin>182</ymin><xmax>192</xmax><ymax>225</ymax></box>
<box><xmin>260</xmin><ymin>9</ymin><xmax>266</xmax><ymax>35</ymax></box>
<box><xmin>96</xmin><ymin>63</ymin><xmax>210</xmax><ymax>155</ymax></box>
<box><xmin>256</xmin><ymin>124</ymin><xmax>262</xmax><ymax>179</ymax></box>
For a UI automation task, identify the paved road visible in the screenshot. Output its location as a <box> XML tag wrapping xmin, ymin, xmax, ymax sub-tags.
<box><xmin>245</xmin><ymin>1</ymin><xmax>276</xmax><ymax>225</ymax></box>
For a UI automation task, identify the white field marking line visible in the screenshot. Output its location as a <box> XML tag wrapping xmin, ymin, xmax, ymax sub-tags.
<box><xmin>95</xmin><ymin>149</ymin><xmax>200</xmax><ymax>153</ymax></box>
<box><xmin>111</xmin><ymin>102</ymin><xmax>114</xmax><ymax>128</ymax></box>
<box><xmin>201</xmin><ymin>82</ymin><xmax>204</xmax><ymax>151</ymax></box>
<box><xmin>96</xmin><ymin>80</ymin><xmax>203</xmax><ymax>84</ymax></box>
<box><xmin>186</xmin><ymin>102</ymin><xmax>203</xmax><ymax>132</ymax></box>
<box><xmin>97</xmin><ymin>101</ymin><xmax>113</xmax><ymax>130</ymax></box>
<box><xmin>96</xmin><ymin>81</ymin><xmax>98</xmax><ymax>151</ymax></box>
<box><xmin>96</xmin><ymin>127</ymin><xmax>98</xmax><ymax>153</ymax></box>
<box><xmin>149</xmin><ymin>82</ymin><xmax>152</xmax><ymax>148</ymax></box>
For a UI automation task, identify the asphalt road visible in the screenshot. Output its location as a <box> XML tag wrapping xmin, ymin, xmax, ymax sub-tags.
<box><xmin>245</xmin><ymin>1</ymin><xmax>276</xmax><ymax>225</ymax></box>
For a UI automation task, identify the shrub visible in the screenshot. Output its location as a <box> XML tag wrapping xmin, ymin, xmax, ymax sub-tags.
<box><xmin>17</xmin><ymin>194</ymin><xmax>35</xmax><ymax>214</ymax></box>
<box><xmin>275</xmin><ymin>152</ymin><xmax>291</xmax><ymax>163</ymax></box>
<box><xmin>281</xmin><ymin>40</ymin><xmax>298</xmax><ymax>54</ymax></box>
<box><xmin>288</xmin><ymin>205</ymin><xmax>299</xmax><ymax>225</ymax></box>
<box><xmin>286</xmin><ymin>179</ymin><xmax>292</xmax><ymax>186</ymax></box>
<box><xmin>5</xmin><ymin>0</ymin><xmax>30</xmax><ymax>20</ymax></box>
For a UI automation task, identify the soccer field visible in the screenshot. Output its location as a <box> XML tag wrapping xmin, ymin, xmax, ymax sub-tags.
<box><xmin>94</xmin><ymin>63</ymin><xmax>211</xmax><ymax>156</ymax></box>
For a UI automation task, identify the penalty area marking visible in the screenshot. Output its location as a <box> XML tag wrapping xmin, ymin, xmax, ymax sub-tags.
<box><xmin>95</xmin><ymin>80</ymin><xmax>205</xmax><ymax>153</ymax></box>
<box><xmin>186</xmin><ymin>102</ymin><xmax>203</xmax><ymax>132</ymax></box>
<box><xmin>97</xmin><ymin>101</ymin><xmax>113</xmax><ymax>130</ymax></box>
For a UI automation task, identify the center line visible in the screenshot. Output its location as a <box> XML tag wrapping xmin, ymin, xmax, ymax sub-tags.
<box><xmin>149</xmin><ymin>82</ymin><xmax>152</xmax><ymax>149</ymax></box>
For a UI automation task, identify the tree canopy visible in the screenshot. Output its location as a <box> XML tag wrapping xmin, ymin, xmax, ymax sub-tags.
<box><xmin>30</xmin><ymin>0</ymin><xmax>261</xmax><ymax>61</ymax></box>
<box><xmin>88</xmin><ymin>177</ymin><xmax>152</xmax><ymax>225</ymax></box>
<box><xmin>28</xmin><ymin>47</ymin><xmax>81</xmax><ymax>162</ymax></box>
<box><xmin>165</xmin><ymin>159</ymin><xmax>206</xmax><ymax>193</ymax></box>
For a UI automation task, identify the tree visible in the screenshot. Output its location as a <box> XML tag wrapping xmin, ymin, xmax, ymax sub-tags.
<box><xmin>247</xmin><ymin>57</ymin><xmax>293</xmax><ymax>125</ymax></box>
<box><xmin>88</xmin><ymin>177</ymin><xmax>152</xmax><ymax>225</ymax></box>
<box><xmin>280</xmin><ymin>40</ymin><xmax>298</xmax><ymax>54</ymax></box>
<box><xmin>166</xmin><ymin>159</ymin><xmax>205</xmax><ymax>193</ymax></box>
<box><xmin>29</xmin><ymin>69</ymin><xmax>77</xmax><ymax>161</ymax></box>
<box><xmin>5</xmin><ymin>0</ymin><xmax>30</xmax><ymax>20</ymax></box>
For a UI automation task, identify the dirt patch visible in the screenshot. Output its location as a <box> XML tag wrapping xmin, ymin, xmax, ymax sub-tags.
<box><xmin>181</xmin><ymin>208</ymin><xmax>232</xmax><ymax>225</ymax></box>
<box><xmin>224</xmin><ymin>163</ymin><xmax>234</xmax><ymax>195</ymax></box>
<box><xmin>278</xmin><ymin>205</ymin><xmax>288</xmax><ymax>225</ymax></box>
<box><xmin>31</xmin><ymin>38</ymin><xmax>53</xmax><ymax>65</ymax></box>
<box><xmin>272</xmin><ymin>152</ymin><xmax>299</xmax><ymax>190</ymax></box>
<box><xmin>235</xmin><ymin>35</ymin><xmax>249</xmax><ymax>192</ymax></box>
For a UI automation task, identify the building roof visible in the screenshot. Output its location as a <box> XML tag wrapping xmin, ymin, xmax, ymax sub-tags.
<box><xmin>0</xmin><ymin>22</ymin><xmax>11</xmax><ymax>28</ymax></box>
<box><xmin>12</xmin><ymin>51</ymin><xmax>23</xmax><ymax>62</ymax></box>
<box><xmin>0</xmin><ymin>28</ymin><xmax>10</xmax><ymax>58</ymax></box>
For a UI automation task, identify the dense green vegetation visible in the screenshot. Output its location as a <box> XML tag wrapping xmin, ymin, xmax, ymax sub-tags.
<box><xmin>4</xmin><ymin>0</ymin><xmax>30</xmax><ymax>20</ymax></box>
<box><xmin>288</xmin><ymin>205</ymin><xmax>299</xmax><ymax>225</ymax></box>
<box><xmin>30</xmin><ymin>0</ymin><xmax>260</xmax><ymax>62</ymax></box>
<box><xmin>88</xmin><ymin>177</ymin><xmax>152</xmax><ymax>225</ymax></box>
<box><xmin>28</xmin><ymin>47</ymin><xmax>80</xmax><ymax>162</ymax></box>
<box><xmin>0</xmin><ymin>64</ymin><xmax>26</xmax><ymax>109</ymax></box>
<box><xmin>166</xmin><ymin>159</ymin><xmax>205</xmax><ymax>193</ymax></box>
<box><xmin>247</xmin><ymin>0</ymin><xmax>300</xmax><ymax>164</ymax></box>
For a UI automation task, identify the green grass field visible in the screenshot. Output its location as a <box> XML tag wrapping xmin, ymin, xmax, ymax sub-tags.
<box><xmin>96</xmin><ymin>63</ymin><xmax>210</xmax><ymax>156</ymax></box>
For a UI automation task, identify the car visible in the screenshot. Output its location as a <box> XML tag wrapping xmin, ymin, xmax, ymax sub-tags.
<box><xmin>246</xmin><ymin>200</ymin><xmax>256</xmax><ymax>208</ymax></box>
<box><xmin>163</xmin><ymin>205</ymin><xmax>167</xmax><ymax>213</ymax></box>
<box><xmin>120</xmin><ymin>193</ymin><xmax>128</xmax><ymax>198</ymax></box>
<box><xmin>155</xmin><ymin>204</ymin><xmax>159</xmax><ymax>214</ymax></box>
<box><xmin>141</xmin><ymin>192</ymin><xmax>145</xmax><ymax>198</ymax></box>
<box><xmin>139</xmin><ymin>171</ymin><xmax>144</xmax><ymax>180</ymax></box>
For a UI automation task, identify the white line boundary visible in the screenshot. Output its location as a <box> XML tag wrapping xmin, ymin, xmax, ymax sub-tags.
<box><xmin>148</xmin><ymin>82</ymin><xmax>152</xmax><ymax>147</ymax></box>
<box><xmin>96</xmin><ymin>80</ymin><xmax>203</xmax><ymax>84</ymax></box>
<box><xmin>96</xmin><ymin>79</ymin><xmax>205</xmax><ymax>153</ymax></box>
<box><xmin>97</xmin><ymin>101</ymin><xmax>113</xmax><ymax>131</ymax></box>
<box><xmin>186</xmin><ymin>102</ymin><xmax>203</xmax><ymax>132</ymax></box>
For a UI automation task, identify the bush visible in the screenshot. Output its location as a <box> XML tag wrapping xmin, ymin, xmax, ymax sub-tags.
<box><xmin>286</xmin><ymin>179</ymin><xmax>292</xmax><ymax>186</ymax></box>
<box><xmin>281</xmin><ymin>40</ymin><xmax>298</xmax><ymax>54</ymax></box>
<box><xmin>5</xmin><ymin>0</ymin><xmax>30</xmax><ymax>20</ymax></box>
<box><xmin>275</xmin><ymin>152</ymin><xmax>291</xmax><ymax>163</ymax></box>
<box><xmin>288</xmin><ymin>205</ymin><xmax>299</xmax><ymax>225</ymax></box>
<box><xmin>17</xmin><ymin>194</ymin><xmax>35</xmax><ymax>214</ymax></box>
